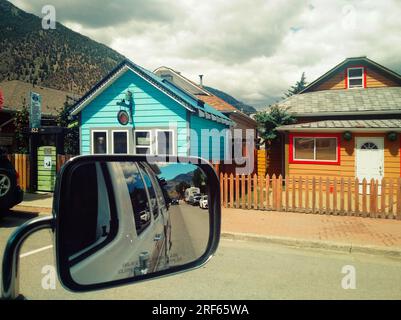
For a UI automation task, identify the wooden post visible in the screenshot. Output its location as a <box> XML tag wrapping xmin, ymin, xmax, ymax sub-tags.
<box><xmin>272</xmin><ymin>174</ymin><xmax>277</xmax><ymax>210</ymax></box>
<box><xmin>253</xmin><ymin>174</ymin><xmax>258</xmax><ymax>209</ymax></box>
<box><xmin>362</xmin><ymin>178</ymin><xmax>367</xmax><ymax>217</ymax></box>
<box><xmin>305</xmin><ymin>177</ymin><xmax>309</xmax><ymax>213</ymax></box>
<box><xmin>285</xmin><ymin>177</ymin><xmax>290</xmax><ymax>212</ymax></box>
<box><xmin>298</xmin><ymin>176</ymin><xmax>303</xmax><ymax>212</ymax></box>
<box><xmin>259</xmin><ymin>174</ymin><xmax>264</xmax><ymax>210</ymax></box>
<box><xmin>292</xmin><ymin>176</ymin><xmax>296</xmax><ymax>211</ymax></box>
<box><xmin>220</xmin><ymin>173</ymin><xmax>224</xmax><ymax>207</ymax></box>
<box><xmin>235</xmin><ymin>174</ymin><xmax>240</xmax><ymax>209</ymax></box>
<box><xmin>319</xmin><ymin>177</ymin><xmax>323</xmax><ymax>214</ymax></box>
<box><xmin>311</xmin><ymin>177</ymin><xmax>316</xmax><ymax>214</ymax></box>
<box><xmin>340</xmin><ymin>178</ymin><xmax>345</xmax><ymax>215</ymax></box>
<box><xmin>247</xmin><ymin>174</ymin><xmax>252</xmax><ymax>209</ymax></box>
<box><xmin>325</xmin><ymin>178</ymin><xmax>330</xmax><ymax>214</ymax></box>
<box><xmin>229</xmin><ymin>173</ymin><xmax>234</xmax><ymax>208</ymax></box>
<box><xmin>389</xmin><ymin>178</ymin><xmax>394</xmax><ymax>219</ymax></box>
<box><xmin>347</xmin><ymin>178</ymin><xmax>352</xmax><ymax>215</ymax></box>
<box><xmin>369</xmin><ymin>179</ymin><xmax>376</xmax><ymax>218</ymax></box>
<box><xmin>333</xmin><ymin>177</ymin><xmax>337</xmax><ymax>215</ymax></box>
<box><xmin>241</xmin><ymin>175</ymin><xmax>246</xmax><ymax>209</ymax></box>
<box><xmin>380</xmin><ymin>178</ymin><xmax>386</xmax><ymax>218</ymax></box>
<box><xmin>397</xmin><ymin>178</ymin><xmax>401</xmax><ymax>220</ymax></box>
<box><xmin>223</xmin><ymin>173</ymin><xmax>228</xmax><ymax>208</ymax></box>
<box><xmin>354</xmin><ymin>178</ymin><xmax>360</xmax><ymax>216</ymax></box>
<box><xmin>278</xmin><ymin>175</ymin><xmax>283</xmax><ymax>211</ymax></box>
<box><xmin>265</xmin><ymin>174</ymin><xmax>270</xmax><ymax>210</ymax></box>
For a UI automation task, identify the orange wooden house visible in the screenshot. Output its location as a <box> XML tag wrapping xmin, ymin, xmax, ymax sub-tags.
<box><xmin>274</xmin><ymin>57</ymin><xmax>401</xmax><ymax>183</ymax></box>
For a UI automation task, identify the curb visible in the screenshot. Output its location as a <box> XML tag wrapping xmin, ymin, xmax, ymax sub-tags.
<box><xmin>221</xmin><ymin>232</ymin><xmax>401</xmax><ymax>258</ymax></box>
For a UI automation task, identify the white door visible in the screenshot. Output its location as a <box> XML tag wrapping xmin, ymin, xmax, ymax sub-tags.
<box><xmin>356</xmin><ymin>137</ymin><xmax>384</xmax><ymax>193</ymax></box>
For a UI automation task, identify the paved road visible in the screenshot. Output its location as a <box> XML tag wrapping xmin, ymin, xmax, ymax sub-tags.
<box><xmin>1</xmin><ymin>210</ymin><xmax>401</xmax><ymax>299</ymax></box>
<box><xmin>169</xmin><ymin>202</ymin><xmax>209</xmax><ymax>264</ymax></box>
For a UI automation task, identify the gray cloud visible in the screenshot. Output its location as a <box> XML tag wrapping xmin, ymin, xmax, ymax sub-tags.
<box><xmin>9</xmin><ymin>0</ymin><xmax>401</xmax><ymax>109</ymax></box>
<box><xmin>10</xmin><ymin>0</ymin><xmax>180</xmax><ymax>28</ymax></box>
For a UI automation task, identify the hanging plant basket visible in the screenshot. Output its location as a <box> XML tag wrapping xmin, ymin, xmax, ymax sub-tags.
<box><xmin>343</xmin><ymin>131</ymin><xmax>352</xmax><ymax>141</ymax></box>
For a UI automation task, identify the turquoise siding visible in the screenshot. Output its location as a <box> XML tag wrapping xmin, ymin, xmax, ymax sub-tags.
<box><xmin>190</xmin><ymin>115</ymin><xmax>228</xmax><ymax>161</ymax></box>
<box><xmin>80</xmin><ymin>69</ymin><xmax>188</xmax><ymax>155</ymax></box>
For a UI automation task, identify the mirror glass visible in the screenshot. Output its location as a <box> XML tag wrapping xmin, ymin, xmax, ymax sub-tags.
<box><xmin>60</xmin><ymin>161</ymin><xmax>210</xmax><ymax>286</ymax></box>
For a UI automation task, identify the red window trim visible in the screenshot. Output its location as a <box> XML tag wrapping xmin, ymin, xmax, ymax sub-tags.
<box><xmin>345</xmin><ymin>66</ymin><xmax>367</xmax><ymax>89</ymax></box>
<box><xmin>289</xmin><ymin>133</ymin><xmax>341</xmax><ymax>165</ymax></box>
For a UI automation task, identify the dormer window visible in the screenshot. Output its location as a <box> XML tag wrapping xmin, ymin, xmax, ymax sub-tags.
<box><xmin>347</xmin><ymin>67</ymin><xmax>365</xmax><ymax>89</ymax></box>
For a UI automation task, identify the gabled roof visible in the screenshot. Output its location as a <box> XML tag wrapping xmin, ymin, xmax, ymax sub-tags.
<box><xmin>0</xmin><ymin>80</ymin><xmax>75</xmax><ymax>116</ymax></box>
<box><xmin>276</xmin><ymin>87</ymin><xmax>401</xmax><ymax>116</ymax></box>
<box><xmin>69</xmin><ymin>59</ymin><xmax>232</xmax><ymax>125</ymax></box>
<box><xmin>277</xmin><ymin>119</ymin><xmax>401</xmax><ymax>132</ymax></box>
<box><xmin>300</xmin><ymin>56</ymin><xmax>401</xmax><ymax>93</ymax></box>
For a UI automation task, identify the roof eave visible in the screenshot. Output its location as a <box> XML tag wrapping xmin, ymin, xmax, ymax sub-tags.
<box><xmin>277</xmin><ymin>127</ymin><xmax>401</xmax><ymax>133</ymax></box>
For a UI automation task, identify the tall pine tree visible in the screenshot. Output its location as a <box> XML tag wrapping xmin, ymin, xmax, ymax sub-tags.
<box><xmin>284</xmin><ymin>72</ymin><xmax>307</xmax><ymax>98</ymax></box>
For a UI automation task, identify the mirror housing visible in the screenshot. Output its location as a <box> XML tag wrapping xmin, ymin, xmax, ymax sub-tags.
<box><xmin>53</xmin><ymin>155</ymin><xmax>221</xmax><ymax>292</ymax></box>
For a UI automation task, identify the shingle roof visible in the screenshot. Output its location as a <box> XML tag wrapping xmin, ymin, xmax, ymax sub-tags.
<box><xmin>0</xmin><ymin>80</ymin><xmax>75</xmax><ymax>116</ymax></box>
<box><xmin>196</xmin><ymin>94</ymin><xmax>237</xmax><ymax>112</ymax></box>
<box><xmin>276</xmin><ymin>87</ymin><xmax>401</xmax><ymax>115</ymax></box>
<box><xmin>277</xmin><ymin>119</ymin><xmax>401</xmax><ymax>131</ymax></box>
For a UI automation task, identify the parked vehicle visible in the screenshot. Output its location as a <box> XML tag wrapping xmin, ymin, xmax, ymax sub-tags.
<box><xmin>184</xmin><ymin>187</ymin><xmax>200</xmax><ymax>202</ymax></box>
<box><xmin>0</xmin><ymin>149</ymin><xmax>23</xmax><ymax>215</ymax></box>
<box><xmin>199</xmin><ymin>195</ymin><xmax>208</xmax><ymax>209</ymax></box>
<box><xmin>171</xmin><ymin>198</ymin><xmax>179</xmax><ymax>205</ymax></box>
<box><xmin>189</xmin><ymin>193</ymin><xmax>202</xmax><ymax>206</ymax></box>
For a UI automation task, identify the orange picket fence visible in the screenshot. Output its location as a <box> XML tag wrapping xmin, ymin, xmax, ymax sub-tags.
<box><xmin>220</xmin><ymin>173</ymin><xmax>401</xmax><ymax>219</ymax></box>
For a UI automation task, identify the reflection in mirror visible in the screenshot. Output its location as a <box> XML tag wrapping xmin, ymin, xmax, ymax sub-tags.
<box><xmin>62</xmin><ymin>161</ymin><xmax>210</xmax><ymax>285</ymax></box>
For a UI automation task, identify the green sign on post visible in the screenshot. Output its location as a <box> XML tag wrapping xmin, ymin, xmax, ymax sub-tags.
<box><xmin>30</xmin><ymin>91</ymin><xmax>41</xmax><ymax>128</ymax></box>
<box><xmin>37</xmin><ymin>146</ymin><xmax>56</xmax><ymax>192</ymax></box>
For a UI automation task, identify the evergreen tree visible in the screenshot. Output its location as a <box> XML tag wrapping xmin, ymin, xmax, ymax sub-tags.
<box><xmin>284</xmin><ymin>72</ymin><xmax>307</xmax><ymax>98</ymax></box>
<box><xmin>57</xmin><ymin>98</ymin><xmax>79</xmax><ymax>154</ymax></box>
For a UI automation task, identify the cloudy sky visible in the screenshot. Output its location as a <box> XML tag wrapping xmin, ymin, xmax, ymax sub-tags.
<box><xmin>9</xmin><ymin>0</ymin><xmax>401</xmax><ymax>109</ymax></box>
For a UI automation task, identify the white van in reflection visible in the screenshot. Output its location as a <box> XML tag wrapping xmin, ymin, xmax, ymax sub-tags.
<box><xmin>184</xmin><ymin>187</ymin><xmax>200</xmax><ymax>203</ymax></box>
<box><xmin>68</xmin><ymin>161</ymin><xmax>172</xmax><ymax>285</ymax></box>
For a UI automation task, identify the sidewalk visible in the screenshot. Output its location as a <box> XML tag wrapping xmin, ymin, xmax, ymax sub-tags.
<box><xmin>222</xmin><ymin>208</ymin><xmax>401</xmax><ymax>256</ymax></box>
<box><xmin>12</xmin><ymin>192</ymin><xmax>53</xmax><ymax>214</ymax></box>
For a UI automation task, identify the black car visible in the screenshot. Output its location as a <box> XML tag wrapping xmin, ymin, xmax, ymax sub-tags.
<box><xmin>0</xmin><ymin>149</ymin><xmax>23</xmax><ymax>214</ymax></box>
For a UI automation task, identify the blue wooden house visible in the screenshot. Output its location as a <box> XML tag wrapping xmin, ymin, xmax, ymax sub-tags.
<box><xmin>69</xmin><ymin>59</ymin><xmax>232</xmax><ymax>161</ymax></box>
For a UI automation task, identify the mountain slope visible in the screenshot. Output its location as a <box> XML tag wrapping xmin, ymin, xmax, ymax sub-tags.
<box><xmin>0</xmin><ymin>0</ymin><xmax>125</xmax><ymax>94</ymax></box>
<box><xmin>205</xmin><ymin>86</ymin><xmax>257</xmax><ymax>115</ymax></box>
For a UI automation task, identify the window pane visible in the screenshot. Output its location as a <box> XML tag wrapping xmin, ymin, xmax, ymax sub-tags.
<box><xmin>348</xmin><ymin>68</ymin><xmax>363</xmax><ymax>78</ymax></box>
<box><xmin>136</xmin><ymin>131</ymin><xmax>150</xmax><ymax>146</ymax></box>
<box><xmin>138</xmin><ymin>164</ymin><xmax>159</xmax><ymax>219</ymax></box>
<box><xmin>93</xmin><ymin>132</ymin><xmax>107</xmax><ymax>154</ymax></box>
<box><xmin>157</xmin><ymin>131</ymin><xmax>173</xmax><ymax>155</ymax></box>
<box><xmin>294</xmin><ymin>138</ymin><xmax>314</xmax><ymax>160</ymax></box>
<box><xmin>113</xmin><ymin>132</ymin><xmax>127</xmax><ymax>154</ymax></box>
<box><xmin>121</xmin><ymin>163</ymin><xmax>151</xmax><ymax>235</ymax></box>
<box><xmin>316</xmin><ymin>138</ymin><xmax>337</xmax><ymax>161</ymax></box>
<box><xmin>135</xmin><ymin>147</ymin><xmax>150</xmax><ymax>154</ymax></box>
<box><xmin>349</xmin><ymin>78</ymin><xmax>363</xmax><ymax>87</ymax></box>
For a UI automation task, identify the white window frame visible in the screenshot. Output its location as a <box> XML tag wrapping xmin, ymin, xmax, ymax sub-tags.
<box><xmin>134</xmin><ymin>130</ymin><xmax>153</xmax><ymax>155</ymax></box>
<box><xmin>111</xmin><ymin>129</ymin><xmax>129</xmax><ymax>154</ymax></box>
<box><xmin>347</xmin><ymin>67</ymin><xmax>364</xmax><ymax>89</ymax></box>
<box><xmin>91</xmin><ymin>130</ymin><xmax>108</xmax><ymax>155</ymax></box>
<box><xmin>293</xmin><ymin>136</ymin><xmax>338</xmax><ymax>162</ymax></box>
<box><xmin>155</xmin><ymin>129</ymin><xmax>176</xmax><ymax>156</ymax></box>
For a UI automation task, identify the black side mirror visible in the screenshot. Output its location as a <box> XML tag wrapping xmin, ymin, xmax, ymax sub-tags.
<box><xmin>55</xmin><ymin>155</ymin><xmax>221</xmax><ymax>292</ymax></box>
